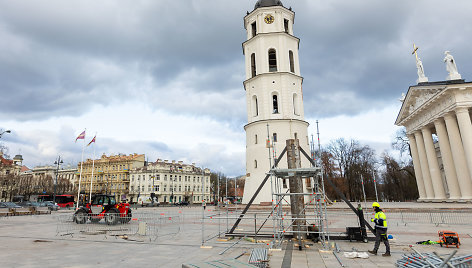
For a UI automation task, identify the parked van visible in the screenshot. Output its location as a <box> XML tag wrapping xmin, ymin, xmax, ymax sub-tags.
<box><xmin>137</xmin><ymin>196</ymin><xmax>159</xmax><ymax>207</ymax></box>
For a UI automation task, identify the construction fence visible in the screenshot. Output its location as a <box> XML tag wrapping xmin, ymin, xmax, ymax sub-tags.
<box><xmin>54</xmin><ymin>207</ymin><xmax>472</xmax><ymax>245</ymax></box>
<box><xmin>326</xmin><ymin>210</ymin><xmax>472</xmax><ymax>228</ymax></box>
<box><xmin>56</xmin><ymin>211</ymin><xmax>183</xmax><ymax>242</ymax></box>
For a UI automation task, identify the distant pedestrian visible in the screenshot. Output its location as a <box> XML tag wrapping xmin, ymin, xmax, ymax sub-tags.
<box><xmin>368</xmin><ymin>202</ymin><xmax>391</xmax><ymax>257</ymax></box>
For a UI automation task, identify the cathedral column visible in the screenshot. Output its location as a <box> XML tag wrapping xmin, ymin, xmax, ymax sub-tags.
<box><xmin>422</xmin><ymin>126</ymin><xmax>446</xmax><ymax>199</ymax></box>
<box><xmin>444</xmin><ymin>112</ymin><xmax>472</xmax><ymax>199</ymax></box>
<box><xmin>434</xmin><ymin>119</ymin><xmax>461</xmax><ymax>199</ymax></box>
<box><xmin>407</xmin><ymin>134</ymin><xmax>426</xmax><ymax>200</ymax></box>
<box><xmin>414</xmin><ymin>131</ymin><xmax>435</xmax><ymax>199</ymax></box>
<box><xmin>455</xmin><ymin>107</ymin><xmax>472</xmax><ymax>186</ymax></box>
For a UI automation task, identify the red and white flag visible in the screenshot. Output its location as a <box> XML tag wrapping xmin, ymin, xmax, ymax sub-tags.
<box><xmin>87</xmin><ymin>135</ymin><xmax>96</xmax><ymax>147</ymax></box>
<box><xmin>75</xmin><ymin>130</ymin><xmax>86</xmax><ymax>142</ymax></box>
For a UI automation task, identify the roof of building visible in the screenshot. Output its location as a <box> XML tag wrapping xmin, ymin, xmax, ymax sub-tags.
<box><xmin>0</xmin><ymin>155</ymin><xmax>13</xmax><ymax>166</ymax></box>
<box><xmin>254</xmin><ymin>0</ymin><xmax>283</xmax><ymax>9</ymax></box>
<box><xmin>21</xmin><ymin>166</ymin><xmax>30</xmax><ymax>172</ymax></box>
<box><xmin>83</xmin><ymin>153</ymin><xmax>145</xmax><ymax>164</ymax></box>
<box><xmin>13</xmin><ymin>154</ymin><xmax>23</xmax><ymax>161</ymax></box>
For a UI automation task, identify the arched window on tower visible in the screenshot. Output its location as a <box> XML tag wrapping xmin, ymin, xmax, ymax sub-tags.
<box><xmin>268</xmin><ymin>49</ymin><xmax>277</xmax><ymax>72</ymax></box>
<box><xmin>284</xmin><ymin>19</ymin><xmax>289</xmax><ymax>34</ymax></box>
<box><xmin>252</xmin><ymin>95</ymin><xmax>258</xmax><ymax>116</ymax></box>
<box><xmin>289</xmin><ymin>51</ymin><xmax>295</xmax><ymax>73</ymax></box>
<box><xmin>293</xmin><ymin>93</ymin><xmax>299</xmax><ymax>115</ymax></box>
<box><xmin>251</xmin><ymin>53</ymin><xmax>256</xmax><ymax>78</ymax></box>
<box><xmin>254</xmin><ymin>160</ymin><xmax>258</xmax><ymax>168</ymax></box>
<box><xmin>272</xmin><ymin>94</ymin><xmax>279</xmax><ymax>114</ymax></box>
<box><xmin>251</xmin><ymin>22</ymin><xmax>257</xmax><ymax>38</ymax></box>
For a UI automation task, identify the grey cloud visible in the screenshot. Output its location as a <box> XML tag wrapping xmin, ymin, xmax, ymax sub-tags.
<box><xmin>1</xmin><ymin>0</ymin><xmax>472</xmax><ymax>126</ymax></box>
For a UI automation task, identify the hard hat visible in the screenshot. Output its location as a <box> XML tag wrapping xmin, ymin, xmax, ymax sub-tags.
<box><xmin>372</xmin><ymin>202</ymin><xmax>380</xmax><ymax>208</ymax></box>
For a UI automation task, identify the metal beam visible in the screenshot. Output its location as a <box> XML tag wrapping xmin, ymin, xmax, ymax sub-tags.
<box><xmin>298</xmin><ymin>146</ymin><xmax>376</xmax><ymax>235</ymax></box>
<box><xmin>228</xmin><ymin>147</ymin><xmax>287</xmax><ymax>234</ymax></box>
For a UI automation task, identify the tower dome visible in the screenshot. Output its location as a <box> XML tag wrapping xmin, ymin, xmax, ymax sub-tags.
<box><xmin>254</xmin><ymin>0</ymin><xmax>283</xmax><ymax>9</ymax></box>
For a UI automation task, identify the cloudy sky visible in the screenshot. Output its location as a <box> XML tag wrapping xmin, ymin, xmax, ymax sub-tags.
<box><xmin>1</xmin><ymin>0</ymin><xmax>471</xmax><ymax>176</ymax></box>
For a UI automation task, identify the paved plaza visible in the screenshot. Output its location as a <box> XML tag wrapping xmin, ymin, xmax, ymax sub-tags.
<box><xmin>0</xmin><ymin>203</ymin><xmax>471</xmax><ymax>267</ymax></box>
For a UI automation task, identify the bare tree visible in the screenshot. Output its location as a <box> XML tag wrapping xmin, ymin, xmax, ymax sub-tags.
<box><xmin>326</xmin><ymin>138</ymin><xmax>377</xmax><ymax>201</ymax></box>
<box><xmin>380</xmin><ymin>153</ymin><xmax>418</xmax><ymax>201</ymax></box>
<box><xmin>392</xmin><ymin>127</ymin><xmax>410</xmax><ymax>157</ymax></box>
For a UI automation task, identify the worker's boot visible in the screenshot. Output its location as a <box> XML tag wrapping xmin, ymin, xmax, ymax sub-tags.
<box><xmin>368</xmin><ymin>250</ymin><xmax>377</xmax><ymax>255</ymax></box>
<box><xmin>382</xmin><ymin>252</ymin><xmax>391</xmax><ymax>257</ymax></box>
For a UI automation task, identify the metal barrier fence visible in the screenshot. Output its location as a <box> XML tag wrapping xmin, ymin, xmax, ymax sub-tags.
<box><xmin>56</xmin><ymin>212</ymin><xmax>181</xmax><ymax>242</ymax></box>
<box><xmin>326</xmin><ymin>210</ymin><xmax>472</xmax><ymax>228</ymax></box>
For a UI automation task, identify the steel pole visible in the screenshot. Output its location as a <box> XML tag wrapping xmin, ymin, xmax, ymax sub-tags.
<box><xmin>373</xmin><ymin>170</ymin><xmax>379</xmax><ymax>202</ymax></box>
<box><xmin>361</xmin><ymin>174</ymin><xmax>367</xmax><ymax>211</ymax></box>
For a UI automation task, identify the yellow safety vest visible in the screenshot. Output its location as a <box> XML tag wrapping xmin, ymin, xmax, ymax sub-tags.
<box><xmin>374</xmin><ymin>211</ymin><xmax>387</xmax><ymax>229</ymax></box>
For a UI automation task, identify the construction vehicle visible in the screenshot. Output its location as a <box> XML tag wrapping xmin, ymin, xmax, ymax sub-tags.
<box><xmin>438</xmin><ymin>230</ymin><xmax>460</xmax><ymax>248</ymax></box>
<box><xmin>73</xmin><ymin>194</ymin><xmax>131</xmax><ymax>225</ymax></box>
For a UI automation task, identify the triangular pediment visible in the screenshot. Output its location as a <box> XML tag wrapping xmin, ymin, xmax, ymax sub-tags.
<box><xmin>395</xmin><ymin>87</ymin><xmax>442</xmax><ymax>125</ymax></box>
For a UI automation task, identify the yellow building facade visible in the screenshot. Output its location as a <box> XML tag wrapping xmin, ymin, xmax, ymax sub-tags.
<box><xmin>76</xmin><ymin>153</ymin><xmax>145</xmax><ymax>202</ymax></box>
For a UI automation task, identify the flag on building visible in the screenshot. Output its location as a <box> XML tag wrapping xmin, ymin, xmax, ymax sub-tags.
<box><xmin>75</xmin><ymin>130</ymin><xmax>86</xmax><ymax>142</ymax></box>
<box><xmin>87</xmin><ymin>135</ymin><xmax>96</xmax><ymax>147</ymax></box>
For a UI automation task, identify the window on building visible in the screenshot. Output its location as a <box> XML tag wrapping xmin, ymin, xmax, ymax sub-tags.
<box><xmin>251</xmin><ymin>22</ymin><xmax>257</xmax><ymax>37</ymax></box>
<box><xmin>164</xmin><ymin>175</ymin><xmax>167</xmax><ymax>181</ymax></box>
<box><xmin>268</xmin><ymin>49</ymin><xmax>277</xmax><ymax>72</ymax></box>
<box><xmin>284</xmin><ymin>19</ymin><xmax>289</xmax><ymax>34</ymax></box>
<box><xmin>273</xmin><ymin>133</ymin><xmax>278</xmax><ymax>143</ymax></box>
<box><xmin>255</xmin><ymin>134</ymin><xmax>258</xmax><ymax>144</ymax></box>
<box><xmin>293</xmin><ymin>93</ymin><xmax>299</xmax><ymax>115</ymax></box>
<box><xmin>131</xmin><ymin>186</ymin><xmax>134</xmax><ymax>191</ymax></box>
<box><xmin>251</xmin><ymin>53</ymin><xmax>256</xmax><ymax>78</ymax></box>
<box><xmin>252</xmin><ymin>95</ymin><xmax>258</xmax><ymax>116</ymax></box>
<box><xmin>179</xmin><ymin>176</ymin><xmax>181</xmax><ymax>182</ymax></box>
<box><xmin>294</xmin><ymin>132</ymin><xmax>298</xmax><ymax>140</ymax></box>
<box><xmin>272</xmin><ymin>94</ymin><xmax>279</xmax><ymax>113</ymax></box>
<box><xmin>254</xmin><ymin>160</ymin><xmax>258</xmax><ymax>168</ymax></box>
<box><xmin>283</xmin><ymin>179</ymin><xmax>287</xmax><ymax>188</ymax></box>
<box><xmin>289</xmin><ymin>50</ymin><xmax>295</xmax><ymax>73</ymax></box>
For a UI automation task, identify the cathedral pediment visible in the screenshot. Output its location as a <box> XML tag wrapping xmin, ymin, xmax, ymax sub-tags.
<box><xmin>395</xmin><ymin>86</ymin><xmax>442</xmax><ymax>125</ymax></box>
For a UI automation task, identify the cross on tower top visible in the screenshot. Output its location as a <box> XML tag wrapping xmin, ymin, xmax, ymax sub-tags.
<box><xmin>412</xmin><ymin>43</ymin><xmax>419</xmax><ymax>61</ymax></box>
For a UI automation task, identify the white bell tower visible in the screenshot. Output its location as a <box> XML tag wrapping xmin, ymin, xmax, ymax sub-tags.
<box><xmin>242</xmin><ymin>0</ymin><xmax>311</xmax><ymax>205</ymax></box>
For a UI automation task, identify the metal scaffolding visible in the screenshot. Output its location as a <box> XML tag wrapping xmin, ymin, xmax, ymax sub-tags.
<box><xmin>269</xmin><ymin>166</ymin><xmax>330</xmax><ymax>249</ymax></box>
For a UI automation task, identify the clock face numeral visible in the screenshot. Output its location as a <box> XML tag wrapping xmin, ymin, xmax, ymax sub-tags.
<box><xmin>264</xmin><ymin>14</ymin><xmax>274</xmax><ymax>24</ymax></box>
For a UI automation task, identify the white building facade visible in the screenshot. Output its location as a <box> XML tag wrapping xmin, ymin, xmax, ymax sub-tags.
<box><xmin>129</xmin><ymin>159</ymin><xmax>212</xmax><ymax>204</ymax></box>
<box><xmin>396</xmin><ymin>79</ymin><xmax>472</xmax><ymax>202</ymax></box>
<box><xmin>242</xmin><ymin>0</ymin><xmax>311</xmax><ymax>205</ymax></box>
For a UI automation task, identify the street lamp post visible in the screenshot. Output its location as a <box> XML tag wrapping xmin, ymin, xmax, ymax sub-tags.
<box><xmin>0</xmin><ymin>130</ymin><xmax>11</xmax><ymax>139</ymax></box>
<box><xmin>53</xmin><ymin>156</ymin><xmax>63</xmax><ymax>204</ymax></box>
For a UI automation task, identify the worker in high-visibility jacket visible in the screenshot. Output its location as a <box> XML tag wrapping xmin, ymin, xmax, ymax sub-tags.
<box><xmin>368</xmin><ymin>202</ymin><xmax>391</xmax><ymax>257</ymax></box>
